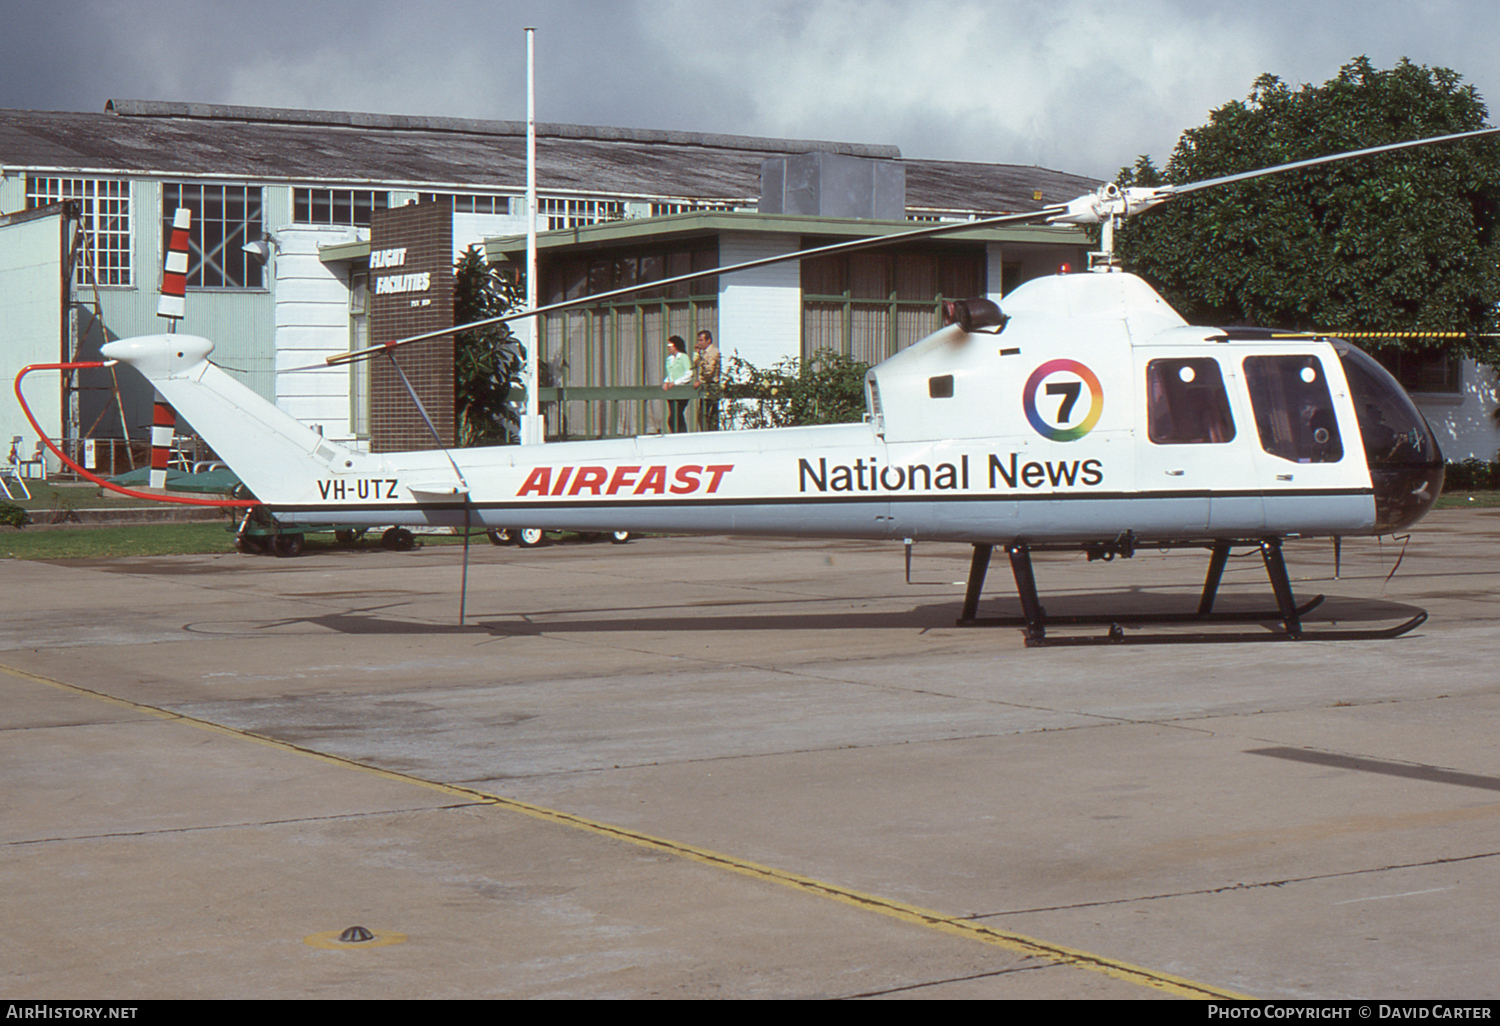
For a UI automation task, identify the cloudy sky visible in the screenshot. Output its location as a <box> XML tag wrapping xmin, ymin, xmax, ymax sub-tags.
<box><xmin>3</xmin><ymin>0</ymin><xmax>1498</xmax><ymax>180</ymax></box>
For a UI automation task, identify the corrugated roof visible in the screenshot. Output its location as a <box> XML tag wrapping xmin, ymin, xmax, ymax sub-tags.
<box><xmin>478</xmin><ymin>211</ymin><xmax>1086</xmax><ymax>262</ymax></box>
<box><xmin>0</xmin><ymin>101</ymin><xmax>1099</xmax><ymax>213</ymax></box>
<box><xmin>905</xmin><ymin>159</ymin><xmax>1102</xmax><ymax>215</ymax></box>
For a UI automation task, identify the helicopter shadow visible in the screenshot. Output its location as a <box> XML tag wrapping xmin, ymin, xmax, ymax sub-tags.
<box><xmin>183</xmin><ymin>588</ymin><xmax>1426</xmax><ymax>638</ymax></box>
<box><xmin>964</xmin><ymin>586</ymin><xmax>1427</xmax><ymax>626</ymax></box>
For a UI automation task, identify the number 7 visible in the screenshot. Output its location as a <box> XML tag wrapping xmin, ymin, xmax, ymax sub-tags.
<box><xmin>1046</xmin><ymin>381</ymin><xmax>1081</xmax><ymax>423</ymax></box>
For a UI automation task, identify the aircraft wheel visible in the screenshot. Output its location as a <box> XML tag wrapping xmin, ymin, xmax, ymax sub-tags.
<box><xmin>487</xmin><ymin>529</ymin><xmax>510</xmax><ymax>546</ymax></box>
<box><xmin>610</xmin><ymin>531</ymin><xmax>630</xmax><ymax>544</ymax></box>
<box><xmin>513</xmin><ymin>528</ymin><xmax>545</xmax><ymax>547</ymax></box>
<box><xmin>334</xmin><ymin>529</ymin><xmax>360</xmax><ymax>546</ymax></box>
<box><xmin>236</xmin><ymin>533</ymin><xmax>267</xmax><ymax>555</ymax></box>
<box><xmin>382</xmin><ymin>527</ymin><xmax>416</xmax><ymax>551</ymax></box>
<box><xmin>270</xmin><ymin>533</ymin><xmax>304</xmax><ymax>558</ymax></box>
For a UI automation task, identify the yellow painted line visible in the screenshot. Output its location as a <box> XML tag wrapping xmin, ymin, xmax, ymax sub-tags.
<box><xmin>3</xmin><ymin>661</ymin><xmax>1248</xmax><ymax>999</ymax></box>
<box><xmin>0</xmin><ymin>662</ymin><xmax>491</xmax><ymax>803</ymax></box>
<box><xmin>1272</xmin><ymin>331</ymin><xmax>1488</xmax><ymax>339</ymax></box>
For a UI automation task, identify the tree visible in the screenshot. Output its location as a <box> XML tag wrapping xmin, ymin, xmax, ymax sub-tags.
<box><xmin>1115</xmin><ymin>57</ymin><xmax>1500</xmax><ymax>365</ymax></box>
<box><xmin>453</xmin><ymin>246</ymin><xmax>525</xmax><ymax>446</ymax></box>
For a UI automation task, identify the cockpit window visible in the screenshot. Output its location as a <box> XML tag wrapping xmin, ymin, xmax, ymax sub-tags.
<box><xmin>1243</xmin><ymin>355</ymin><xmax>1344</xmax><ymax>463</ymax></box>
<box><xmin>1334</xmin><ymin>343</ymin><xmax>1442</xmax><ymax>468</ymax></box>
<box><xmin>1146</xmin><ymin>358</ymin><xmax>1235</xmax><ymax>444</ymax></box>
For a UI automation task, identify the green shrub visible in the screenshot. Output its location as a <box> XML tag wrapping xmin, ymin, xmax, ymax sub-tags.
<box><xmin>0</xmin><ymin>503</ymin><xmax>29</xmax><ymax>528</ymax></box>
<box><xmin>719</xmin><ymin>349</ymin><xmax>871</xmax><ymax>429</ymax></box>
<box><xmin>1444</xmin><ymin>458</ymin><xmax>1500</xmax><ymax>491</ymax></box>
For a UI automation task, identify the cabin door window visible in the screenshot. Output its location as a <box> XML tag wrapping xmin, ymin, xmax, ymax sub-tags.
<box><xmin>1145</xmin><ymin>358</ymin><xmax>1235</xmax><ymax>444</ymax></box>
<box><xmin>1242</xmin><ymin>355</ymin><xmax>1344</xmax><ymax>464</ymax></box>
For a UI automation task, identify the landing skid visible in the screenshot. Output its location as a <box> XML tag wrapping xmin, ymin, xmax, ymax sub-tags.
<box><xmin>956</xmin><ymin>538</ymin><xmax>1427</xmax><ymax>646</ymax></box>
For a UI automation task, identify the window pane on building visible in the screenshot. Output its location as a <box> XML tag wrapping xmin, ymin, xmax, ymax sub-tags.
<box><xmin>850</xmin><ymin>305</ymin><xmax>888</xmax><ymax>365</ymax></box>
<box><xmin>26</xmin><ymin>177</ymin><xmax>133</xmax><ymax>287</ymax></box>
<box><xmin>803</xmin><ymin>302</ymin><xmax>844</xmax><ymax>356</ymax></box>
<box><xmin>937</xmin><ymin>254</ymin><xmax>983</xmax><ymax>299</ymax></box>
<box><xmin>689</xmin><ymin>247</ymin><xmax>718</xmax><ymax>295</ymax></box>
<box><xmin>419</xmin><ymin>193</ymin><xmax>512</xmax><ymax>215</ymax></box>
<box><xmin>848</xmin><ymin>253</ymin><xmax>891</xmax><ymax>300</ymax></box>
<box><xmin>637</xmin><ymin>253</ymin><xmax>665</xmax><ymax>299</ymax></box>
<box><xmin>162</xmin><ymin>183</ymin><xmax>265</xmax><ymax>289</ymax></box>
<box><xmin>895</xmin><ymin>254</ymin><xmax>936</xmax><ymax>301</ymax></box>
<box><xmin>538</xmin><ymin>241</ymin><xmax>718</xmax><ymax>437</ymax></box>
<box><xmin>801</xmin><ymin>246</ymin><xmax>983</xmax><ymax>360</ymax></box>
<box><xmin>649</xmin><ymin>201</ymin><xmax>735</xmax><ymax>216</ymax></box>
<box><xmin>294</xmin><ymin>188</ymin><xmax>388</xmax><ymax>227</ymax></box>
<box><xmin>1375</xmin><ymin>349</ymin><xmax>1461</xmax><ymax>393</ymax></box>
<box><xmin>539</xmin><ymin>197</ymin><xmax>624</xmax><ymax>230</ymax></box>
<box><xmin>801</xmin><ymin>255</ymin><xmax>843</xmax><ymax>297</ymax></box>
<box><xmin>348</xmin><ymin>271</ymin><xmax>369</xmax><ymax>437</ymax></box>
<box><xmin>896</xmin><ymin>305</ymin><xmax>939</xmax><ymax>348</ymax></box>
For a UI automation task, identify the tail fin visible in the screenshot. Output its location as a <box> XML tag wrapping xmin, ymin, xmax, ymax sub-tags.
<box><xmin>101</xmin><ymin>334</ymin><xmax>350</xmax><ymax>504</ymax></box>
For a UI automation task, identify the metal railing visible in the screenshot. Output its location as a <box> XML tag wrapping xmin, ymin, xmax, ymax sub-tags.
<box><xmin>536</xmin><ymin>385</ymin><xmax>715</xmax><ymax>439</ymax></box>
<box><xmin>41</xmin><ymin>435</ymin><xmax>218</xmax><ymax>481</ymax></box>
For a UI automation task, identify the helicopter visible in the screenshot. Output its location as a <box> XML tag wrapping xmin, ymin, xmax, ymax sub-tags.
<box><xmin>23</xmin><ymin>127</ymin><xmax>1495</xmax><ymax>645</ymax></box>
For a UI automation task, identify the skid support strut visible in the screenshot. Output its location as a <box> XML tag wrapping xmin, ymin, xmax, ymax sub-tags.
<box><xmin>1008</xmin><ymin>544</ymin><xmax>1047</xmax><ymax>643</ymax></box>
<box><xmin>1260</xmin><ymin>537</ymin><xmax>1302</xmax><ymax>638</ymax></box>
<box><xmin>955</xmin><ymin>538</ymin><xmax>1423</xmax><ymax>644</ymax></box>
<box><xmin>960</xmin><ymin>544</ymin><xmax>992</xmax><ymax>622</ymax></box>
<box><xmin>1198</xmin><ymin>541</ymin><xmax>1231</xmax><ymax>616</ymax></box>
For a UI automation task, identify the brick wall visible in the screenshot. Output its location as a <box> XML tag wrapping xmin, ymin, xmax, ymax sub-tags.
<box><xmin>368</xmin><ymin>202</ymin><xmax>454</xmax><ymax>452</ymax></box>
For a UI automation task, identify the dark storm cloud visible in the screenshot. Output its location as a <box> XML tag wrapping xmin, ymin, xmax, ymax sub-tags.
<box><xmin>3</xmin><ymin>0</ymin><xmax>1499</xmax><ymax>180</ymax></box>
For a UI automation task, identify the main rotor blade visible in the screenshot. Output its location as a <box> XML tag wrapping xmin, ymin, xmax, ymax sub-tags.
<box><xmin>1042</xmin><ymin>125</ymin><xmax>1500</xmax><ymax>231</ymax></box>
<box><xmin>329</xmin><ymin>204</ymin><xmax>1067</xmax><ymax>365</ymax></box>
<box><xmin>1164</xmin><ymin>125</ymin><xmax>1500</xmax><ymax>198</ymax></box>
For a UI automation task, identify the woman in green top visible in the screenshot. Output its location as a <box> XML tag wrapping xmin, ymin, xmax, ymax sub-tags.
<box><xmin>662</xmin><ymin>335</ymin><xmax>693</xmax><ymax>433</ymax></box>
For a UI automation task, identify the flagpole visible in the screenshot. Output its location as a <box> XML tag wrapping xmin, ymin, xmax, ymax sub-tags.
<box><xmin>523</xmin><ymin>26</ymin><xmax>541</xmax><ymax>445</ymax></box>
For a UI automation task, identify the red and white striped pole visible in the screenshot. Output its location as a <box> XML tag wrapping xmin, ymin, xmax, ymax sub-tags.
<box><xmin>149</xmin><ymin>207</ymin><xmax>191</xmax><ymax>487</ymax></box>
<box><xmin>149</xmin><ymin>399</ymin><xmax>175</xmax><ymax>489</ymax></box>
<box><xmin>158</xmin><ymin>207</ymin><xmax>190</xmax><ymax>324</ymax></box>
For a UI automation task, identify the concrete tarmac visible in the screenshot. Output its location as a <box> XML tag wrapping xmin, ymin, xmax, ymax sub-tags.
<box><xmin>2</xmin><ymin>510</ymin><xmax>1499</xmax><ymax>999</ymax></box>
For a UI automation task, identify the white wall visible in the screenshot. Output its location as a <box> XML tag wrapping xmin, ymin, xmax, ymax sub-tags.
<box><xmin>1416</xmin><ymin>359</ymin><xmax>1499</xmax><ymax>463</ymax></box>
<box><xmin>716</xmin><ymin>231</ymin><xmax>802</xmax><ymax>369</ymax></box>
<box><xmin>261</xmin><ymin>212</ymin><xmax>534</xmax><ymax>447</ymax></box>
<box><xmin>986</xmin><ymin>243</ymin><xmax>1006</xmax><ymax>304</ymax></box>
<box><xmin>271</xmin><ymin>225</ymin><xmax>362</xmax><ymax>442</ymax></box>
<box><xmin>455</xmin><ymin>212</ymin><xmax>526</xmax><ymax>261</ymax></box>
<box><xmin>0</xmin><ymin>212</ymin><xmax>63</xmax><ymax>471</ymax></box>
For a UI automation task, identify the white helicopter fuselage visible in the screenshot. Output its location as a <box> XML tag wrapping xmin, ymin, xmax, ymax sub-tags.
<box><xmin>99</xmin><ymin>270</ymin><xmax>1440</xmax><ymax>546</ymax></box>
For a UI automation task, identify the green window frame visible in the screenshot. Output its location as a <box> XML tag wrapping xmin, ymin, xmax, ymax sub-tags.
<box><xmin>540</xmin><ymin>243</ymin><xmax>719</xmax><ymax>437</ymax></box>
<box><xmin>801</xmin><ymin>246</ymin><xmax>985</xmax><ymax>363</ymax></box>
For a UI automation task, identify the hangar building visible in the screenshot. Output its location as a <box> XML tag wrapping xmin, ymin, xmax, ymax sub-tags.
<box><xmin>0</xmin><ymin>99</ymin><xmax>1105</xmax><ymax>464</ymax></box>
<box><xmin>1</xmin><ymin>99</ymin><xmax>1490</xmax><ymax>467</ymax></box>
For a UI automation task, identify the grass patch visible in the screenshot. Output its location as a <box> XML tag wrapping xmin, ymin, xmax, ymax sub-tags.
<box><xmin>1435</xmin><ymin>490</ymin><xmax>1500</xmax><ymax>510</ymax></box>
<box><xmin>0</xmin><ymin>522</ymin><xmax>238</xmax><ymax>560</ymax></box>
<box><xmin>6</xmin><ymin>481</ymin><xmax>175</xmax><ymax>513</ymax></box>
